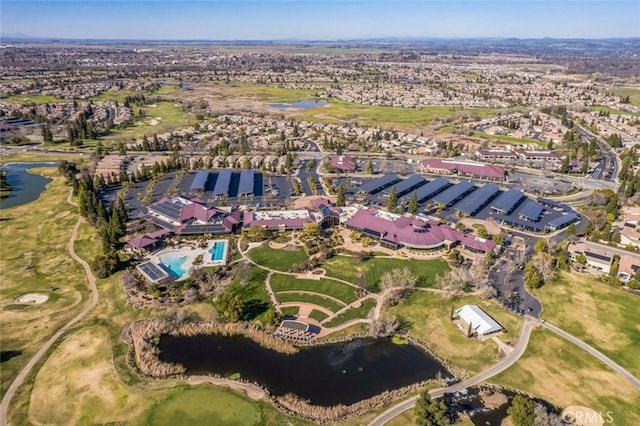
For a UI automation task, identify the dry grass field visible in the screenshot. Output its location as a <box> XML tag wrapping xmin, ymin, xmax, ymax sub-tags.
<box><xmin>491</xmin><ymin>329</ymin><xmax>640</xmax><ymax>425</ymax></box>
<box><xmin>0</xmin><ymin>165</ymin><xmax>88</xmax><ymax>398</ymax></box>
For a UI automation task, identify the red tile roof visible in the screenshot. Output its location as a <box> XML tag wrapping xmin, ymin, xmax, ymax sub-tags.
<box><xmin>346</xmin><ymin>208</ymin><xmax>497</xmax><ymax>252</ymax></box>
<box><xmin>329</xmin><ymin>155</ymin><xmax>356</xmax><ymax>171</ymax></box>
<box><xmin>421</xmin><ymin>158</ymin><xmax>505</xmax><ymax>180</ymax></box>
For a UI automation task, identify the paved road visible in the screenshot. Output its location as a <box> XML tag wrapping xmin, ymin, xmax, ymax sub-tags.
<box><xmin>369</xmin><ymin>314</ymin><xmax>640</xmax><ymax>426</ymax></box>
<box><xmin>0</xmin><ymin>209</ymin><xmax>99</xmax><ymax>426</ymax></box>
<box><xmin>538</xmin><ymin>320</ymin><xmax>640</xmax><ymax>391</ymax></box>
<box><xmin>368</xmin><ymin>318</ymin><xmax>536</xmax><ymax>426</ymax></box>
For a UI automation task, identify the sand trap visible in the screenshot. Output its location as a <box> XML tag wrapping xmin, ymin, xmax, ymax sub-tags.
<box><xmin>562</xmin><ymin>406</ymin><xmax>605</xmax><ymax>426</ymax></box>
<box><xmin>17</xmin><ymin>293</ymin><xmax>49</xmax><ymax>304</ymax></box>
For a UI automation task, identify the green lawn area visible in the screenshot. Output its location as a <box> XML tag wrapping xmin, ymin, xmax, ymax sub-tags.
<box><xmin>611</xmin><ymin>86</ymin><xmax>640</xmax><ymax>106</ymax></box>
<box><xmin>225</xmin><ymin>265</ymin><xmax>273</xmax><ymax>325</ymax></box>
<box><xmin>102</xmin><ymin>101</ymin><xmax>197</xmax><ymax>142</ymax></box>
<box><xmin>491</xmin><ymin>329</ymin><xmax>640</xmax><ymax>426</ymax></box>
<box><xmin>324</xmin><ymin>299</ymin><xmax>377</xmax><ymax>328</ymax></box>
<box><xmin>309</xmin><ymin>309</ymin><xmax>329</xmax><ymax>322</ymax></box>
<box><xmin>269</xmin><ymin>273</ymin><xmax>358</xmax><ymax>304</ymax></box>
<box><xmin>297</xmin><ymin>98</ymin><xmax>506</xmax><ymax>129</ymax></box>
<box><xmin>1</xmin><ymin>94</ymin><xmax>70</xmax><ymax>104</ymax></box>
<box><xmin>472</xmin><ymin>131</ymin><xmax>547</xmax><ymax>147</ymax></box>
<box><xmin>532</xmin><ymin>272</ymin><xmax>640</xmax><ymax>378</ymax></box>
<box><xmin>247</xmin><ymin>245</ymin><xmax>308</xmax><ymax>272</ymax></box>
<box><xmin>275</xmin><ymin>292</ymin><xmax>344</xmax><ymax>312</ymax></box>
<box><xmin>590</xmin><ymin>105</ymin><xmax>640</xmax><ymax>116</ymax></box>
<box><xmin>280</xmin><ymin>306</ymin><xmax>299</xmax><ymax>316</ymax></box>
<box><xmin>233</xmin><ymin>83</ymin><xmax>319</xmax><ymax>103</ymax></box>
<box><xmin>386</xmin><ymin>291</ymin><xmax>522</xmax><ymax>375</ymax></box>
<box><xmin>323</xmin><ymin>255</ymin><xmax>450</xmax><ymax>291</ymax></box>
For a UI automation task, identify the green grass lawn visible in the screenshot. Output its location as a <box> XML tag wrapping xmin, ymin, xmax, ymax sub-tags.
<box><xmin>280</xmin><ymin>306</ymin><xmax>299</xmax><ymax>316</ymax></box>
<box><xmin>610</xmin><ymin>86</ymin><xmax>640</xmax><ymax>107</ymax></box>
<box><xmin>275</xmin><ymin>292</ymin><xmax>344</xmax><ymax>312</ymax></box>
<box><xmin>590</xmin><ymin>105</ymin><xmax>640</xmax><ymax>117</ymax></box>
<box><xmin>532</xmin><ymin>272</ymin><xmax>640</xmax><ymax>378</ymax></box>
<box><xmin>386</xmin><ymin>291</ymin><xmax>522</xmax><ymax>375</ymax></box>
<box><xmin>145</xmin><ymin>385</ymin><xmax>260</xmax><ymax>426</ymax></box>
<box><xmin>1</xmin><ymin>94</ymin><xmax>70</xmax><ymax>104</ymax></box>
<box><xmin>247</xmin><ymin>245</ymin><xmax>308</xmax><ymax>272</ymax></box>
<box><xmin>102</xmin><ymin>101</ymin><xmax>196</xmax><ymax>143</ymax></box>
<box><xmin>324</xmin><ymin>299</ymin><xmax>377</xmax><ymax>328</ymax></box>
<box><xmin>225</xmin><ymin>265</ymin><xmax>273</xmax><ymax>325</ymax></box>
<box><xmin>309</xmin><ymin>309</ymin><xmax>329</xmax><ymax>322</ymax></box>
<box><xmin>297</xmin><ymin>98</ymin><xmax>506</xmax><ymax>129</ymax></box>
<box><xmin>323</xmin><ymin>255</ymin><xmax>450</xmax><ymax>291</ymax></box>
<box><xmin>472</xmin><ymin>131</ymin><xmax>547</xmax><ymax>147</ymax></box>
<box><xmin>491</xmin><ymin>329</ymin><xmax>640</xmax><ymax>426</ymax></box>
<box><xmin>233</xmin><ymin>83</ymin><xmax>319</xmax><ymax>103</ymax></box>
<box><xmin>269</xmin><ymin>273</ymin><xmax>358</xmax><ymax>304</ymax></box>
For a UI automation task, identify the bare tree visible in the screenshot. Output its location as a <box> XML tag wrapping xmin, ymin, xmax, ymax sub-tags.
<box><xmin>435</xmin><ymin>268</ymin><xmax>467</xmax><ymax>299</ymax></box>
<box><xmin>531</xmin><ymin>252</ymin><xmax>556</xmax><ymax>283</ymax></box>
<box><xmin>368</xmin><ymin>315</ymin><xmax>401</xmax><ymax>337</ymax></box>
<box><xmin>379</xmin><ymin>267</ymin><xmax>417</xmax><ymax>304</ymax></box>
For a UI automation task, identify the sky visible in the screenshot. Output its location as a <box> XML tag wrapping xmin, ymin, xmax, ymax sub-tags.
<box><xmin>1</xmin><ymin>1</ymin><xmax>639</xmax><ymax>40</ymax></box>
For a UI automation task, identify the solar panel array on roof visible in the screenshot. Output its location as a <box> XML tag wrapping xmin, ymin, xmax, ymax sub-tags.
<box><xmin>547</xmin><ymin>213</ymin><xmax>579</xmax><ymax>230</ymax></box>
<box><xmin>178</xmin><ymin>224</ymin><xmax>228</xmax><ymax>235</ymax></box>
<box><xmin>454</xmin><ymin>183</ymin><xmax>500</xmax><ymax>216</ymax></box>
<box><xmin>149</xmin><ymin>200</ymin><xmax>183</xmax><ymax>221</ymax></box>
<box><xmin>238</xmin><ymin>170</ymin><xmax>255</xmax><ymax>196</ymax></box>
<box><xmin>432</xmin><ymin>180</ymin><xmax>476</xmax><ymax>207</ymax></box>
<box><xmin>190</xmin><ymin>170</ymin><xmax>210</xmax><ymax>191</ymax></box>
<box><xmin>382</xmin><ymin>175</ymin><xmax>426</xmax><ymax>197</ymax></box>
<box><xmin>213</xmin><ymin>170</ymin><xmax>232</xmax><ymax>196</ymax></box>
<box><xmin>144</xmin><ymin>214</ymin><xmax>177</xmax><ymax>230</ymax></box>
<box><xmin>585</xmin><ymin>251</ymin><xmax>611</xmax><ymax>262</ymax></box>
<box><xmin>493</xmin><ymin>214</ymin><xmax>544</xmax><ymax>232</ymax></box>
<box><xmin>537</xmin><ymin>197</ymin><xmax>561</xmax><ymax>208</ymax></box>
<box><xmin>412</xmin><ymin>177</ymin><xmax>451</xmax><ymax>202</ymax></box>
<box><xmin>357</xmin><ymin>174</ymin><xmax>400</xmax><ymax>194</ymax></box>
<box><xmin>491</xmin><ymin>189</ymin><xmax>525</xmax><ymax>214</ymax></box>
<box><xmin>137</xmin><ymin>262</ymin><xmax>169</xmax><ymax>282</ymax></box>
<box><xmin>518</xmin><ymin>200</ymin><xmax>544</xmax><ymax>222</ymax></box>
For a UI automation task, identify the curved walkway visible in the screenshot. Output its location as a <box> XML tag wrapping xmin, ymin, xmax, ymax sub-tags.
<box><xmin>0</xmin><ymin>210</ymin><xmax>99</xmax><ymax>426</ymax></box>
<box><xmin>537</xmin><ymin>319</ymin><xmax>640</xmax><ymax>391</ymax></box>
<box><xmin>369</xmin><ymin>318</ymin><xmax>537</xmax><ymax>426</ymax></box>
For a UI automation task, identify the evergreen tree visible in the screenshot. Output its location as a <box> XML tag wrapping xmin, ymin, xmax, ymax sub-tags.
<box><xmin>336</xmin><ymin>185</ymin><xmax>346</xmax><ymax>207</ymax></box>
<box><xmin>414</xmin><ymin>391</ymin><xmax>449</xmax><ymax>426</ymax></box>
<box><xmin>507</xmin><ymin>395</ymin><xmax>536</xmax><ymax>426</ymax></box>
<box><xmin>408</xmin><ymin>190</ymin><xmax>418</xmax><ymax>214</ymax></box>
<box><xmin>387</xmin><ymin>186</ymin><xmax>398</xmax><ymax>212</ymax></box>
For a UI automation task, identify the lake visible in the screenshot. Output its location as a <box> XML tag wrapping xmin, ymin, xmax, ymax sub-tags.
<box><xmin>159</xmin><ymin>334</ymin><xmax>452</xmax><ymax>406</ymax></box>
<box><xmin>0</xmin><ymin>162</ymin><xmax>55</xmax><ymax>209</ymax></box>
<box><xmin>269</xmin><ymin>100</ymin><xmax>328</xmax><ymax>109</ymax></box>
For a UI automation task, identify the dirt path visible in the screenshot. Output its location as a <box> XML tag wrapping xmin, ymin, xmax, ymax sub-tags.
<box><xmin>0</xmin><ymin>192</ymin><xmax>99</xmax><ymax>426</ymax></box>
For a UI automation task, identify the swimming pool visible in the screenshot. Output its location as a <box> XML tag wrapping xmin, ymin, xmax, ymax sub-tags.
<box><xmin>209</xmin><ymin>241</ymin><xmax>227</xmax><ymax>262</ymax></box>
<box><xmin>159</xmin><ymin>252</ymin><xmax>188</xmax><ymax>278</ymax></box>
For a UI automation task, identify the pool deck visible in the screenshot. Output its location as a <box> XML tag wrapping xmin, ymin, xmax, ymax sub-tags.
<box><xmin>147</xmin><ymin>239</ymin><xmax>228</xmax><ymax>281</ymax></box>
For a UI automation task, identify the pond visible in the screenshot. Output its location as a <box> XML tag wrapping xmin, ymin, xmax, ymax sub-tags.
<box><xmin>269</xmin><ymin>100</ymin><xmax>328</xmax><ymax>109</ymax></box>
<box><xmin>159</xmin><ymin>334</ymin><xmax>452</xmax><ymax>406</ymax></box>
<box><xmin>0</xmin><ymin>162</ymin><xmax>55</xmax><ymax>209</ymax></box>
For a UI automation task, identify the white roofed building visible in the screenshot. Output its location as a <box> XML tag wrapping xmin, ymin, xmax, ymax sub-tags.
<box><xmin>455</xmin><ymin>305</ymin><xmax>504</xmax><ymax>337</ymax></box>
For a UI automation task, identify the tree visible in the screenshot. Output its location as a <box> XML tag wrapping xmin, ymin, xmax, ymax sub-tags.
<box><xmin>336</xmin><ymin>185</ymin><xmax>346</xmax><ymax>207</ymax></box>
<box><xmin>387</xmin><ymin>186</ymin><xmax>398</xmax><ymax>212</ymax></box>
<box><xmin>364</xmin><ymin>159</ymin><xmax>373</xmax><ymax>174</ymax></box>
<box><xmin>408</xmin><ymin>190</ymin><xmax>418</xmax><ymax>214</ymax></box>
<box><xmin>379</xmin><ymin>267</ymin><xmax>418</xmax><ymax>303</ymax></box>
<box><xmin>507</xmin><ymin>395</ymin><xmax>536</xmax><ymax>426</ymax></box>
<box><xmin>533</xmin><ymin>239</ymin><xmax>549</xmax><ymax>254</ymax></box>
<box><xmin>214</xmin><ymin>292</ymin><xmax>245</xmax><ymax>322</ymax></box>
<box><xmin>435</xmin><ymin>269</ymin><xmax>466</xmax><ymax>299</ymax></box>
<box><xmin>565</xmin><ymin>222</ymin><xmax>577</xmax><ymax>238</ymax></box>
<box><xmin>524</xmin><ymin>263</ymin><xmax>543</xmax><ymax>289</ymax></box>
<box><xmin>414</xmin><ymin>391</ymin><xmax>449</xmax><ymax>426</ymax></box>
<box><xmin>559</xmin><ymin>156</ymin><xmax>570</xmax><ymax>173</ymax></box>
<box><xmin>531</xmin><ymin>252</ymin><xmax>556</xmax><ymax>283</ymax></box>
